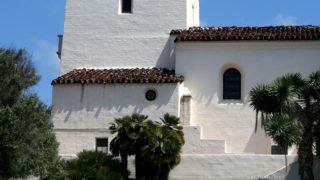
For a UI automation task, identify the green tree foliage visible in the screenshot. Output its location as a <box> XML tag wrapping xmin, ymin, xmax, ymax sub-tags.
<box><xmin>265</xmin><ymin>113</ymin><xmax>300</xmax><ymax>151</ymax></box>
<box><xmin>63</xmin><ymin>151</ymin><xmax>124</xmax><ymax>180</ymax></box>
<box><xmin>249</xmin><ymin>70</ymin><xmax>320</xmax><ymax>180</ymax></box>
<box><xmin>141</xmin><ymin>114</ymin><xmax>184</xmax><ymax>180</ymax></box>
<box><xmin>109</xmin><ymin>113</ymin><xmax>184</xmax><ymax>180</ymax></box>
<box><xmin>0</xmin><ymin>95</ymin><xmax>61</xmax><ymax>179</ymax></box>
<box><xmin>109</xmin><ymin>114</ymin><xmax>149</xmax><ymax>180</ymax></box>
<box><xmin>109</xmin><ymin>115</ymin><xmax>140</xmax><ymax>180</ymax></box>
<box><xmin>0</xmin><ymin>47</ymin><xmax>61</xmax><ymax>179</ymax></box>
<box><xmin>0</xmin><ymin>47</ymin><xmax>40</xmax><ymax>107</ymax></box>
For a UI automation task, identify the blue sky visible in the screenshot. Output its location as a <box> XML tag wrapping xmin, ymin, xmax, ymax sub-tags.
<box><xmin>0</xmin><ymin>0</ymin><xmax>319</xmax><ymax>105</ymax></box>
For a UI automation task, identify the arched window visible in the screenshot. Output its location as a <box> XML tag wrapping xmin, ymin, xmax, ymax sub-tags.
<box><xmin>122</xmin><ymin>0</ymin><xmax>132</xmax><ymax>13</ymax></box>
<box><xmin>223</xmin><ymin>68</ymin><xmax>241</xmax><ymax>100</ymax></box>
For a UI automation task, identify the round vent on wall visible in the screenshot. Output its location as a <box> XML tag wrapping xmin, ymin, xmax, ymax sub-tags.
<box><xmin>145</xmin><ymin>89</ymin><xmax>157</xmax><ymax>101</ymax></box>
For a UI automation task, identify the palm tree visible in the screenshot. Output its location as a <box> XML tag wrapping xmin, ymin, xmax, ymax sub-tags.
<box><xmin>249</xmin><ymin>70</ymin><xmax>320</xmax><ymax>180</ymax></box>
<box><xmin>109</xmin><ymin>116</ymin><xmax>134</xmax><ymax>180</ymax></box>
<box><xmin>161</xmin><ymin>113</ymin><xmax>185</xmax><ymax>144</ymax></box>
<box><xmin>141</xmin><ymin>114</ymin><xmax>185</xmax><ymax>180</ymax></box>
<box><xmin>109</xmin><ymin>114</ymin><xmax>149</xmax><ymax>180</ymax></box>
<box><xmin>110</xmin><ymin>114</ymin><xmax>184</xmax><ymax>180</ymax></box>
<box><xmin>130</xmin><ymin>114</ymin><xmax>149</xmax><ymax>180</ymax></box>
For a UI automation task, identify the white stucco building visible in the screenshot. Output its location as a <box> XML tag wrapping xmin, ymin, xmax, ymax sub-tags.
<box><xmin>52</xmin><ymin>0</ymin><xmax>320</xmax><ymax>179</ymax></box>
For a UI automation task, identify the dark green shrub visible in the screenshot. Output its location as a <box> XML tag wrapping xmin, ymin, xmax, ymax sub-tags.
<box><xmin>63</xmin><ymin>151</ymin><xmax>127</xmax><ymax>180</ymax></box>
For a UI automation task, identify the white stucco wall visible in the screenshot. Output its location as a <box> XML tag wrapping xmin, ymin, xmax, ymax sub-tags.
<box><xmin>182</xmin><ymin>126</ymin><xmax>225</xmax><ymax>154</ymax></box>
<box><xmin>175</xmin><ymin>41</ymin><xmax>320</xmax><ymax>154</ymax></box>
<box><xmin>59</xmin><ymin>154</ymin><xmax>319</xmax><ymax>179</ymax></box>
<box><xmin>169</xmin><ymin>155</ymin><xmax>299</xmax><ymax>180</ymax></box>
<box><xmin>122</xmin><ymin>154</ymin><xmax>319</xmax><ymax>180</ymax></box>
<box><xmin>52</xmin><ymin>83</ymin><xmax>180</xmax><ymax>154</ymax></box>
<box><xmin>264</xmin><ymin>157</ymin><xmax>320</xmax><ymax>180</ymax></box>
<box><xmin>55</xmin><ymin>130</ymin><xmax>115</xmax><ymax>156</ymax></box>
<box><xmin>60</xmin><ymin>0</ymin><xmax>199</xmax><ymax>75</ymax></box>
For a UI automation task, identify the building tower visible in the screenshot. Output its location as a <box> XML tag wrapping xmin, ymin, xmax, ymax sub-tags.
<box><xmin>59</xmin><ymin>0</ymin><xmax>199</xmax><ymax>75</ymax></box>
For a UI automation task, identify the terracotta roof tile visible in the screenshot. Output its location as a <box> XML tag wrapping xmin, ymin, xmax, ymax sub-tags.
<box><xmin>171</xmin><ymin>25</ymin><xmax>320</xmax><ymax>42</ymax></box>
<box><xmin>51</xmin><ymin>68</ymin><xmax>184</xmax><ymax>85</ymax></box>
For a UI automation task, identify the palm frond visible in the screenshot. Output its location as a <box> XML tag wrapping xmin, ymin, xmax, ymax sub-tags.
<box><xmin>249</xmin><ymin>84</ymin><xmax>279</xmax><ymax>114</ymax></box>
<box><xmin>271</xmin><ymin>75</ymin><xmax>296</xmax><ymax>112</ymax></box>
<box><xmin>265</xmin><ymin>113</ymin><xmax>300</xmax><ymax>149</ymax></box>
<box><xmin>307</xmin><ymin>70</ymin><xmax>320</xmax><ymax>100</ymax></box>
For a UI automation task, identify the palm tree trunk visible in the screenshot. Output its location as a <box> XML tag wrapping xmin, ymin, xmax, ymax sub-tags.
<box><xmin>120</xmin><ymin>152</ymin><xmax>129</xmax><ymax>180</ymax></box>
<box><xmin>298</xmin><ymin>127</ymin><xmax>315</xmax><ymax>180</ymax></box>
<box><xmin>285</xmin><ymin>146</ymin><xmax>288</xmax><ymax>172</ymax></box>
<box><xmin>160</xmin><ymin>166</ymin><xmax>170</xmax><ymax>180</ymax></box>
<box><xmin>135</xmin><ymin>153</ymin><xmax>142</xmax><ymax>180</ymax></box>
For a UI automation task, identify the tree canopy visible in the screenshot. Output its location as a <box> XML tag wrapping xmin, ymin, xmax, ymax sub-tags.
<box><xmin>250</xmin><ymin>70</ymin><xmax>320</xmax><ymax>180</ymax></box>
<box><xmin>109</xmin><ymin>113</ymin><xmax>184</xmax><ymax>180</ymax></box>
<box><xmin>0</xmin><ymin>47</ymin><xmax>61</xmax><ymax>179</ymax></box>
<box><xmin>0</xmin><ymin>47</ymin><xmax>40</xmax><ymax>107</ymax></box>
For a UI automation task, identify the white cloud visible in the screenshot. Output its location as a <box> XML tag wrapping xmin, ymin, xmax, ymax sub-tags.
<box><xmin>273</xmin><ymin>14</ymin><xmax>298</xmax><ymax>25</ymax></box>
<box><xmin>33</xmin><ymin>39</ymin><xmax>60</xmax><ymax>69</ymax></box>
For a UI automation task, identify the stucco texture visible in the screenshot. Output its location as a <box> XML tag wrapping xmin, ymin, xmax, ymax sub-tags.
<box><xmin>60</xmin><ymin>0</ymin><xmax>199</xmax><ymax>75</ymax></box>
<box><xmin>122</xmin><ymin>155</ymin><xmax>319</xmax><ymax>180</ymax></box>
<box><xmin>52</xmin><ymin>83</ymin><xmax>180</xmax><ymax>154</ymax></box>
<box><xmin>176</xmin><ymin>41</ymin><xmax>320</xmax><ymax>154</ymax></box>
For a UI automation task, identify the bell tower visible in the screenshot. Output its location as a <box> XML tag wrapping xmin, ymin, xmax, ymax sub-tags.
<box><xmin>59</xmin><ymin>0</ymin><xmax>199</xmax><ymax>75</ymax></box>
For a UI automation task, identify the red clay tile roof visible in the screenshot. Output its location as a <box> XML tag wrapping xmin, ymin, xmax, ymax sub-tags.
<box><xmin>171</xmin><ymin>25</ymin><xmax>320</xmax><ymax>42</ymax></box>
<box><xmin>51</xmin><ymin>68</ymin><xmax>184</xmax><ymax>85</ymax></box>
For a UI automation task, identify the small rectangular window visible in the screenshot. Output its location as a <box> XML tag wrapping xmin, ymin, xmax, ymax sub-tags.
<box><xmin>96</xmin><ymin>138</ymin><xmax>108</xmax><ymax>153</ymax></box>
<box><xmin>122</xmin><ymin>0</ymin><xmax>132</xmax><ymax>13</ymax></box>
<box><xmin>271</xmin><ymin>145</ymin><xmax>287</xmax><ymax>155</ymax></box>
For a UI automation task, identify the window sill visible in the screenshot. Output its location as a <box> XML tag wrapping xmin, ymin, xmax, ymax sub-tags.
<box><xmin>218</xmin><ymin>99</ymin><xmax>244</xmax><ymax>105</ymax></box>
<box><xmin>118</xmin><ymin>12</ymin><xmax>133</xmax><ymax>15</ymax></box>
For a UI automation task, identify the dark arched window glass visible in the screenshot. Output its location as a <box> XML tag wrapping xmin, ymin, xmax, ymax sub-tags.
<box><xmin>122</xmin><ymin>0</ymin><xmax>132</xmax><ymax>13</ymax></box>
<box><xmin>223</xmin><ymin>68</ymin><xmax>241</xmax><ymax>99</ymax></box>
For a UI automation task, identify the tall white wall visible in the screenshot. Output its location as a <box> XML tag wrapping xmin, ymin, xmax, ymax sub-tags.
<box><xmin>182</xmin><ymin>126</ymin><xmax>226</xmax><ymax>154</ymax></box>
<box><xmin>60</xmin><ymin>0</ymin><xmax>198</xmax><ymax>75</ymax></box>
<box><xmin>169</xmin><ymin>155</ymin><xmax>300</xmax><ymax>180</ymax></box>
<box><xmin>52</xmin><ymin>84</ymin><xmax>180</xmax><ymax>154</ymax></box>
<box><xmin>175</xmin><ymin>41</ymin><xmax>320</xmax><ymax>154</ymax></box>
<box><xmin>123</xmin><ymin>155</ymin><xmax>319</xmax><ymax>180</ymax></box>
